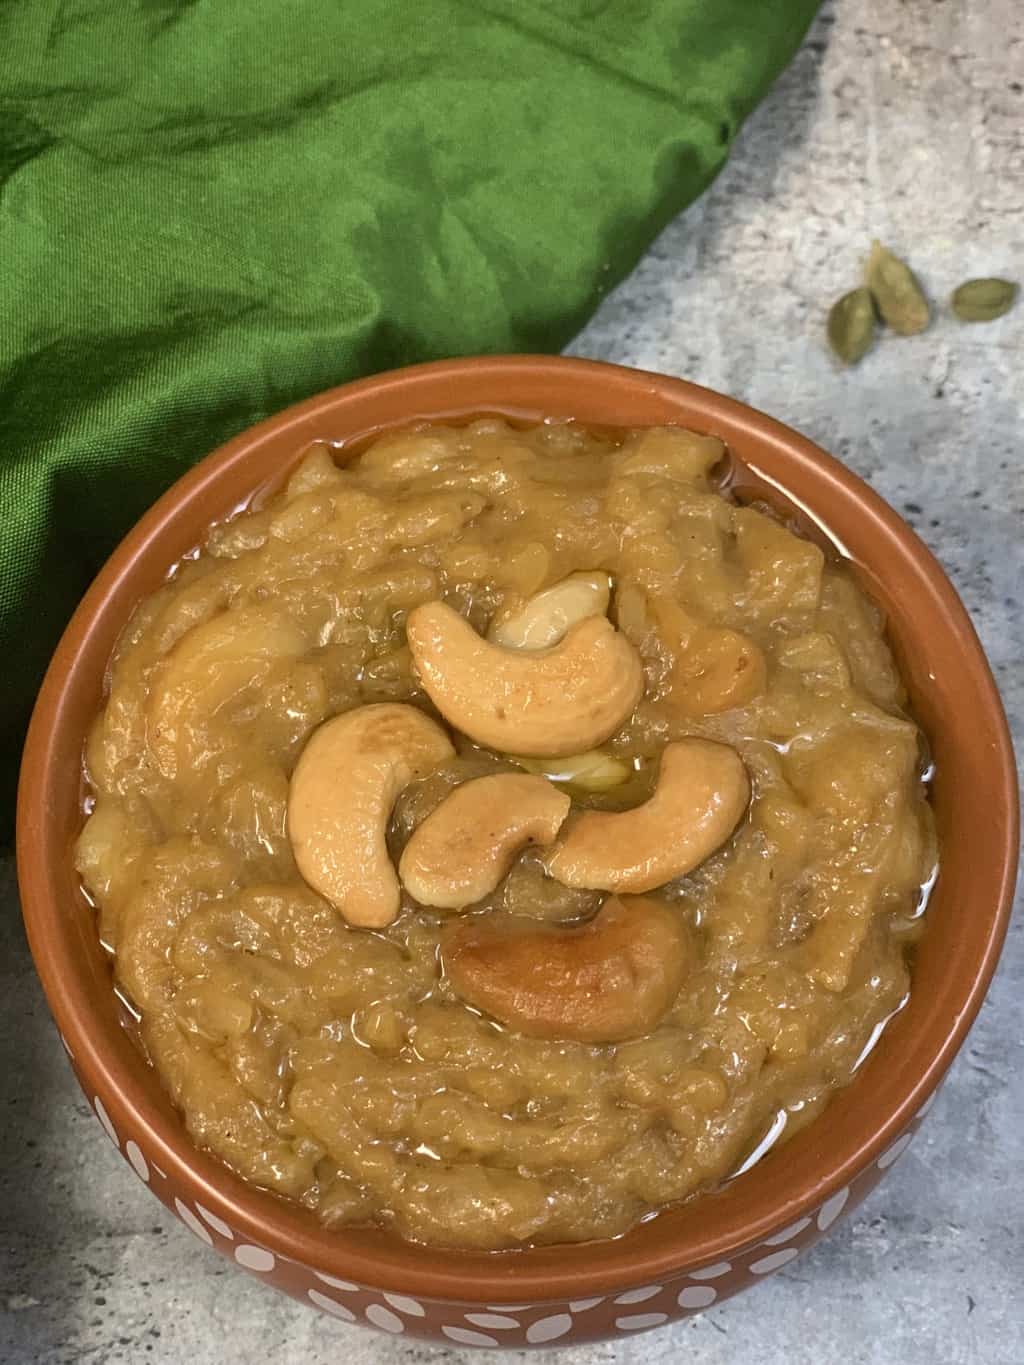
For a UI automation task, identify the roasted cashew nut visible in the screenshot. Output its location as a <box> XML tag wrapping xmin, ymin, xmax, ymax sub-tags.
<box><xmin>399</xmin><ymin>773</ymin><xmax>570</xmax><ymax>910</ymax></box>
<box><xmin>488</xmin><ymin>575</ymin><xmax>632</xmax><ymax>791</ymax></box>
<box><xmin>545</xmin><ymin>738</ymin><xmax>750</xmax><ymax>893</ymax></box>
<box><xmin>406</xmin><ymin>600</ymin><xmax>643</xmax><ymax>757</ymax></box>
<box><xmin>488</xmin><ymin>572</ymin><xmax>611</xmax><ymax>650</ymax></box>
<box><xmin>287</xmin><ymin>703</ymin><xmax>454</xmax><ymax>928</ymax></box>
<box><xmin>442</xmin><ymin>895</ymin><xmax>690</xmax><ymax>1042</ymax></box>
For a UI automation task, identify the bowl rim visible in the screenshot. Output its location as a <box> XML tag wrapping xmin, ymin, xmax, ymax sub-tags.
<box><xmin>17</xmin><ymin>354</ymin><xmax>1019</xmax><ymax>1302</ymax></box>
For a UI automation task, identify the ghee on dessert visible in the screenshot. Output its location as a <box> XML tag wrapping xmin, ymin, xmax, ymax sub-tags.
<box><xmin>76</xmin><ymin>420</ymin><xmax>936</xmax><ymax>1249</ymax></box>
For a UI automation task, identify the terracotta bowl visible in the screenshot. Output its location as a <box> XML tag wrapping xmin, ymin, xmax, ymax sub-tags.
<box><xmin>18</xmin><ymin>357</ymin><xmax>1018</xmax><ymax>1348</ymax></box>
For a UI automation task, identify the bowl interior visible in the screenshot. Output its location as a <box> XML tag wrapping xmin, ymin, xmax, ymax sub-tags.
<box><xmin>18</xmin><ymin>356</ymin><xmax>1018</xmax><ymax>1301</ymax></box>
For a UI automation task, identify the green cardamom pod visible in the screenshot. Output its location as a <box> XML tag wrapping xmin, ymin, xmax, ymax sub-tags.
<box><xmin>950</xmin><ymin>277</ymin><xmax>1018</xmax><ymax>323</ymax></box>
<box><xmin>827</xmin><ymin>287</ymin><xmax>877</xmax><ymax>365</ymax></box>
<box><xmin>865</xmin><ymin>240</ymin><xmax>930</xmax><ymax>335</ymax></box>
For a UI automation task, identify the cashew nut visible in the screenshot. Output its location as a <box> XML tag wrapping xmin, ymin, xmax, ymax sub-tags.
<box><xmin>399</xmin><ymin>773</ymin><xmax>570</xmax><ymax>910</ymax></box>
<box><xmin>442</xmin><ymin>895</ymin><xmax>690</xmax><ymax>1042</ymax></box>
<box><xmin>510</xmin><ymin>749</ymin><xmax>632</xmax><ymax>794</ymax></box>
<box><xmin>287</xmin><ymin>704</ymin><xmax>454</xmax><ymax>927</ymax></box>
<box><xmin>545</xmin><ymin>738</ymin><xmax>750</xmax><ymax>893</ymax></box>
<box><xmin>406</xmin><ymin>600</ymin><xmax>643</xmax><ymax>757</ymax></box>
<box><xmin>488</xmin><ymin>572</ymin><xmax>611</xmax><ymax>650</ymax></box>
<box><xmin>487</xmin><ymin>576</ymin><xmax>636</xmax><ymax>779</ymax></box>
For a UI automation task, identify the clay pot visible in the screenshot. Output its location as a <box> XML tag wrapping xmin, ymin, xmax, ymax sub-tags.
<box><xmin>17</xmin><ymin>357</ymin><xmax>1018</xmax><ymax>1348</ymax></box>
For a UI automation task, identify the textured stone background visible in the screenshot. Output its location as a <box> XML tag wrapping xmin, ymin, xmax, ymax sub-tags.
<box><xmin>3</xmin><ymin>1</ymin><xmax>1021</xmax><ymax>1361</ymax></box>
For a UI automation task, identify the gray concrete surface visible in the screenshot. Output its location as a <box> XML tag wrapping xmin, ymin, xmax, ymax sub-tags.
<box><xmin>3</xmin><ymin>0</ymin><xmax>1021</xmax><ymax>1361</ymax></box>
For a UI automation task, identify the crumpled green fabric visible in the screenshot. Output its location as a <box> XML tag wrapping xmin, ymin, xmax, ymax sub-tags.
<box><xmin>1</xmin><ymin>0</ymin><xmax>819</xmax><ymax>827</ymax></box>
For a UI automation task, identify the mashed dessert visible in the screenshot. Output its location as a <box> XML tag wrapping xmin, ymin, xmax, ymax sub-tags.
<box><xmin>76</xmin><ymin>419</ymin><xmax>936</xmax><ymax>1249</ymax></box>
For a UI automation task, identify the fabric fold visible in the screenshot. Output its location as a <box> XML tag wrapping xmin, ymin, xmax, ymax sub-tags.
<box><xmin>0</xmin><ymin>0</ymin><xmax>820</xmax><ymax>822</ymax></box>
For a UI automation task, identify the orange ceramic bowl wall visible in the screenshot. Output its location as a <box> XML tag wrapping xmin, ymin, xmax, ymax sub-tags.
<box><xmin>18</xmin><ymin>357</ymin><xmax>1018</xmax><ymax>1347</ymax></box>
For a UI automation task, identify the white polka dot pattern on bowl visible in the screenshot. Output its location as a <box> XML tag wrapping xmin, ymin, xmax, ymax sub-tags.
<box><xmin>365</xmin><ymin>1303</ymin><xmax>405</xmax><ymax>1334</ymax></box>
<box><xmin>195</xmin><ymin>1203</ymin><xmax>234</xmax><ymax>1239</ymax></box>
<box><xmin>314</xmin><ymin>1272</ymin><xmax>361</xmax><ymax>1292</ymax></box>
<box><xmin>125</xmin><ymin>1140</ymin><xmax>149</xmax><ymax>1182</ymax></box>
<box><xmin>749</xmin><ymin>1246</ymin><xmax>800</xmax><ymax>1275</ymax></box>
<box><xmin>613</xmin><ymin>1285</ymin><xmax>662</xmax><ymax>1305</ymax></box>
<box><xmin>615</xmin><ymin>1312</ymin><xmax>669</xmax><ymax>1331</ymax></box>
<box><xmin>677</xmin><ymin>1285</ymin><xmax>718</xmax><ymax>1309</ymax></box>
<box><xmin>877</xmin><ymin>1132</ymin><xmax>913</xmax><ymax>1170</ymax></box>
<box><xmin>297</xmin><ymin>1194</ymin><xmax>851</xmax><ymax>1347</ymax></box>
<box><xmin>917</xmin><ymin>1088</ymin><xmax>940</xmax><ymax>1119</ymax></box>
<box><xmin>173</xmin><ymin>1198</ymin><xmax>212</xmax><ymax>1246</ymax></box>
<box><xmin>383</xmin><ymin>1292</ymin><xmax>425</xmax><ymax>1317</ymax></box>
<box><xmin>308</xmin><ymin>1288</ymin><xmax>356</xmax><ymax>1321</ymax></box>
<box><xmin>79</xmin><ymin>1066</ymin><xmax>935</xmax><ymax>1348</ymax></box>
<box><xmin>235</xmin><ymin>1245</ymin><xmax>276</xmax><ymax>1272</ymax></box>
<box><xmin>443</xmin><ymin>1326</ymin><xmax>500</xmax><ymax>1347</ymax></box>
<box><xmin>466</xmin><ymin>1313</ymin><xmax>520</xmax><ymax>1330</ymax></box>
<box><xmin>762</xmin><ymin>1217</ymin><xmax>810</xmax><ymax>1246</ymax></box>
<box><xmin>93</xmin><ymin>1096</ymin><xmax>119</xmax><ymax>1148</ymax></box>
<box><xmin>816</xmin><ymin>1186</ymin><xmax>850</xmax><ymax>1231</ymax></box>
<box><xmin>687</xmin><ymin>1261</ymin><xmax>732</xmax><ymax>1281</ymax></box>
<box><xmin>525</xmin><ymin>1314</ymin><xmax>573</xmax><ymax>1344</ymax></box>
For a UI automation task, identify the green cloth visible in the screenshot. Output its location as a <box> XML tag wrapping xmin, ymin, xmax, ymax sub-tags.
<box><xmin>1</xmin><ymin>0</ymin><xmax>819</xmax><ymax>826</ymax></box>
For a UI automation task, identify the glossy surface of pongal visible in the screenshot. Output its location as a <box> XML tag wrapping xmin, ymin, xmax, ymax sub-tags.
<box><xmin>75</xmin><ymin>420</ymin><xmax>935</xmax><ymax>1250</ymax></box>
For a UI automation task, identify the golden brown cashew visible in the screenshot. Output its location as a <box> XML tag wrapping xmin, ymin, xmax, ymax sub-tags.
<box><xmin>545</xmin><ymin>739</ymin><xmax>750</xmax><ymax>893</ymax></box>
<box><xmin>443</xmin><ymin>895</ymin><xmax>690</xmax><ymax>1042</ymax></box>
<box><xmin>488</xmin><ymin>573</ymin><xmax>611</xmax><ymax>650</ymax></box>
<box><xmin>406</xmin><ymin>601</ymin><xmax>643</xmax><ymax>757</ymax></box>
<box><xmin>399</xmin><ymin>773</ymin><xmax>570</xmax><ymax>910</ymax></box>
<box><xmin>287</xmin><ymin>704</ymin><xmax>454</xmax><ymax>928</ymax></box>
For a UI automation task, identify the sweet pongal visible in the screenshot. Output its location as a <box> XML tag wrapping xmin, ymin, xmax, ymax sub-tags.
<box><xmin>76</xmin><ymin>419</ymin><xmax>936</xmax><ymax>1249</ymax></box>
